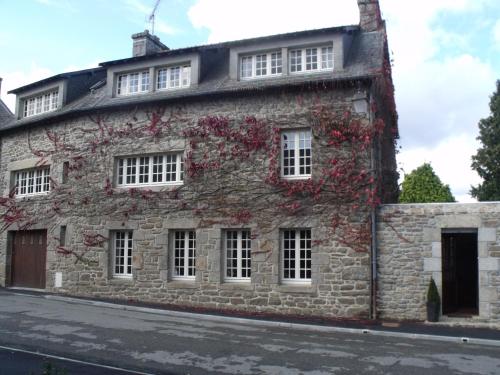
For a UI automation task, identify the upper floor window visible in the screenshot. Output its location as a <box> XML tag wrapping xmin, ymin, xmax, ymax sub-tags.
<box><xmin>14</xmin><ymin>167</ymin><xmax>50</xmax><ymax>197</ymax></box>
<box><xmin>240</xmin><ymin>51</ymin><xmax>282</xmax><ymax>79</ymax></box>
<box><xmin>117</xmin><ymin>153</ymin><xmax>184</xmax><ymax>187</ymax></box>
<box><xmin>117</xmin><ymin>71</ymin><xmax>149</xmax><ymax>96</ymax></box>
<box><xmin>281</xmin><ymin>129</ymin><xmax>312</xmax><ymax>179</ymax></box>
<box><xmin>23</xmin><ymin>90</ymin><xmax>58</xmax><ymax>118</ymax></box>
<box><xmin>289</xmin><ymin>46</ymin><xmax>333</xmax><ymax>73</ymax></box>
<box><xmin>157</xmin><ymin>65</ymin><xmax>191</xmax><ymax>90</ymax></box>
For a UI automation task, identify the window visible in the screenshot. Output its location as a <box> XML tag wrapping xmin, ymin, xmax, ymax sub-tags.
<box><xmin>60</xmin><ymin>226</ymin><xmax>67</xmax><ymax>247</ymax></box>
<box><xmin>282</xmin><ymin>229</ymin><xmax>311</xmax><ymax>283</ymax></box>
<box><xmin>23</xmin><ymin>90</ymin><xmax>58</xmax><ymax>118</ymax></box>
<box><xmin>289</xmin><ymin>46</ymin><xmax>333</xmax><ymax>73</ymax></box>
<box><xmin>113</xmin><ymin>231</ymin><xmax>133</xmax><ymax>278</ymax></box>
<box><xmin>240</xmin><ymin>51</ymin><xmax>282</xmax><ymax>79</ymax></box>
<box><xmin>14</xmin><ymin>167</ymin><xmax>50</xmax><ymax>197</ymax></box>
<box><xmin>117</xmin><ymin>71</ymin><xmax>149</xmax><ymax>95</ymax></box>
<box><xmin>117</xmin><ymin>153</ymin><xmax>184</xmax><ymax>187</ymax></box>
<box><xmin>281</xmin><ymin>129</ymin><xmax>312</xmax><ymax>178</ymax></box>
<box><xmin>172</xmin><ymin>230</ymin><xmax>196</xmax><ymax>280</ymax></box>
<box><xmin>224</xmin><ymin>230</ymin><xmax>251</xmax><ymax>281</ymax></box>
<box><xmin>157</xmin><ymin>65</ymin><xmax>191</xmax><ymax>90</ymax></box>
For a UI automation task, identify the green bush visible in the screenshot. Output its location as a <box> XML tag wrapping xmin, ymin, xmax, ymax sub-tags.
<box><xmin>427</xmin><ymin>277</ymin><xmax>440</xmax><ymax>304</ymax></box>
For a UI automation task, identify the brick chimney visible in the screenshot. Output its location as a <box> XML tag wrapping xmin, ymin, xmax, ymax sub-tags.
<box><xmin>132</xmin><ymin>30</ymin><xmax>169</xmax><ymax>57</ymax></box>
<box><xmin>357</xmin><ymin>0</ymin><xmax>382</xmax><ymax>32</ymax></box>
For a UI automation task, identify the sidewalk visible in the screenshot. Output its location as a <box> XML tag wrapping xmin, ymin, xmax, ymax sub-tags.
<box><xmin>4</xmin><ymin>287</ymin><xmax>500</xmax><ymax>346</ymax></box>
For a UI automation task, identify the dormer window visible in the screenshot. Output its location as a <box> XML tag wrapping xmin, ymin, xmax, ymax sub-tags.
<box><xmin>157</xmin><ymin>65</ymin><xmax>191</xmax><ymax>90</ymax></box>
<box><xmin>240</xmin><ymin>51</ymin><xmax>282</xmax><ymax>79</ymax></box>
<box><xmin>23</xmin><ymin>90</ymin><xmax>58</xmax><ymax>118</ymax></box>
<box><xmin>290</xmin><ymin>46</ymin><xmax>333</xmax><ymax>73</ymax></box>
<box><xmin>117</xmin><ymin>71</ymin><xmax>149</xmax><ymax>95</ymax></box>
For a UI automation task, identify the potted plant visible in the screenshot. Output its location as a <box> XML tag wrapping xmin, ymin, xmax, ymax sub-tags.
<box><xmin>426</xmin><ymin>277</ymin><xmax>441</xmax><ymax>322</ymax></box>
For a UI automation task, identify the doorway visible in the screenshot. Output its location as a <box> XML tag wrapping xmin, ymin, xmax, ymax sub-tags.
<box><xmin>441</xmin><ymin>229</ymin><xmax>478</xmax><ymax>316</ymax></box>
<box><xmin>11</xmin><ymin>230</ymin><xmax>47</xmax><ymax>289</ymax></box>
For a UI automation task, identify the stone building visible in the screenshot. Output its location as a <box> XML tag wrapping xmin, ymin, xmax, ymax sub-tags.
<box><xmin>0</xmin><ymin>0</ymin><xmax>404</xmax><ymax>321</ymax></box>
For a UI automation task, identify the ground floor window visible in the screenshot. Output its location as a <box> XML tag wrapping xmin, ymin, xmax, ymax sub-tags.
<box><xmin>113</xmin><ymin>231</ymin><xmax>133</xmax><ymax>278</ymax></box>
<box><xmin>282</xmin><ymin>229</ymin><xmax>311</xmax><ymax>283</ymax></box>
<box><xmin>224</xmin><ymin>230</ymin><xmax>251</xmax><ymax>281</ymax></box>
<box><xmin>172</xmin><ymin>230</ymin><xmax>196</xmax><ymax>280</ymax></box>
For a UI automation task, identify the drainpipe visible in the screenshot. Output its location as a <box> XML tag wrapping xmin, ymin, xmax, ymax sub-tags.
<box><xmin>369</xmin><ymin>92</ymin><xmax>378</xmax><ymax>321</ymax></box>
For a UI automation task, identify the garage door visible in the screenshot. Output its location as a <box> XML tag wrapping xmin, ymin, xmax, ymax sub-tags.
<box><xmin>11</xmin><ymin>230</ymin><xmax>47</xmax><ymax>289</ymax></box>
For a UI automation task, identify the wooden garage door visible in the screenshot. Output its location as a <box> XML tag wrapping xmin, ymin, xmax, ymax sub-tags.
<box><xmin>11</xmin><ymin>230</ymin><xmax>47</xmax><ymax>289</ymax></box>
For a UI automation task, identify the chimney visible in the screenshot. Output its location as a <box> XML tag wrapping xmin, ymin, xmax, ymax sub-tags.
<box><xmin>131</xmin><ymin>30</ymin><xmax>169</xmax><ymax>57</ymax></box>
<box><xmin>357</xmin><ymin>0</ymin><xmax>382</xmax><ymax>32</ymax></box>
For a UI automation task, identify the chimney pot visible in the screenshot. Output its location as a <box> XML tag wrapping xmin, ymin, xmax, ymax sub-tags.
<box><xmin>131</xmin><ymin>30</ymin><xmax>169</xmax><ymax>57</ymax></box>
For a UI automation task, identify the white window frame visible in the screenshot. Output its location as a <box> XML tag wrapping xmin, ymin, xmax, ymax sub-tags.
<box><xmin>224</xmin><ymin>229</ymin><xmax>251</xmax><ymax>282</ymax></box>
<box><xmin>289</xmin><ymin>46</ymin><xmax>334</xmax><ymax>74</ymax></box>
<box><xmin>23</xmin><ymin>90</ymin><xmax>58</xmax><ymax>118</ymax></box>
<box><xmin>282</xmin><ymin>229</ymin><xmax>312</xmax><ymax>284</ymax></box>
<box><xmin>172</xmin><ymin>230</ymin><xmax>196</xmax><ymax>281</ymax></box>
<box><xmin>157</xmin><ymin>65</ymin><xmax>191</xmax><ymax>90</ymax></box>
<box><xmin>117</xmin><ymin>71</ymin><xmax>150</xmax><ymax>96</ymax></box>
<box><xmin>281</xmin><ymin>129</ymin><xmax>312</xmax><ymax>179</ymax></box>
<box><xmin>14</xmin><ymin>167</ymin><xmax>50</xmax><ymax>197</ymax></box>
<box><xmin>112</xmin><ymin>230</ymin><xmax>133</xmax><ymax>279</ymax></box>
<box><xmin>240</xmin><ymin>51</ymin><xmax>282</xmax><ymax>80</ymax></box>
<box><xmin>116</xmin><ymin>153</ymin><xmax>184</xmax><ymax>187</ymax></box>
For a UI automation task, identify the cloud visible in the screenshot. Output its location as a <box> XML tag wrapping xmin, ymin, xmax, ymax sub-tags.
<box><xmin>1</xmin><ymin>64</ymin><xmax>54</xmax><ymax>112</ymax></box>
<box><xmin>398</xmin><ymin>134</ymin><xmax>482</xmax><ymax>203</ymax></box>
<box><xmin>188</xmin><ymin>0</ymin><xmax>359</xmax><ymax>43</ymax></box>
<box><xmin>494</xmin><ymin>19</ymin><xmax>500</xmax><ymax>47</ymax></box>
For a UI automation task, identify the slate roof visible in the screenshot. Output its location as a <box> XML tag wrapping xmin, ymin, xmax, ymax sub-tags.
<box><xmin>0</xmin><ymin>98</ymin><xmax>14</xmax><ymax>127</ymax></box>
<box><xmin>1</xmin><ymin>26</ymin><xmax>387</xmax><ymax>133</ymax></box>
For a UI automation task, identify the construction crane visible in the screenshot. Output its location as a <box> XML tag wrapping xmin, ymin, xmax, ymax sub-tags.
<box><xmin>149</xmin><ymin>0</ymin><xmax>161</xmax><ymax>35</ymax></box>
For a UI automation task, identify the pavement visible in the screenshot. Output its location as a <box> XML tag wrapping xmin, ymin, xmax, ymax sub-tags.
<box><xmin>1</xmin><ymin>287</ymin><xmax>500</xmax><ymax>374</ymax></box>
<box><xmin>5</xmin><ymin>287</ymin><xmax>499</xmax><ymax>344</ymax></box>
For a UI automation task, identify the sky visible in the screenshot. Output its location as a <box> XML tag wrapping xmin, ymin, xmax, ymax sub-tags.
<box><xmin>0</xmin><ymin>0</ymin><xmax>499</xmax><ymax>202</ymax></box>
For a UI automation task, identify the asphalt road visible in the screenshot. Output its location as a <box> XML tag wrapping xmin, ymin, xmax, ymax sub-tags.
<box><xmin>0</xmin><ymin>289</ymin><xmax>499</xmax><ymax>375</ymax></box>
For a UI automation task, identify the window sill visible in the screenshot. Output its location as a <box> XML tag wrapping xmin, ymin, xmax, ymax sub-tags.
<box><xmin>281</xmin><ymin>175</ymin><xmax>311</xmax><ymax>181</ymax></box>
<box><xmin>115</xmin><ymin>184</ymin><xmax>183</xmax><ymax>192</ymax></box>
<box><xmin>240</xmin><ymin>74</ymin><xmax>282</xmax><ymax>81</ymax></box>
<box><xmin>276</xmin><ymin>284</ymin><xmax>314</xmax><ymax>294</ymax></box>
<box><xmin>168</xmin><ymin>280</ymin><xmax>199</xmax><ymax>289</ymax></box>
<box><xmin>110</xmin><ymin>277</ymin><xmax>134</xmax><ymax>284</ymax></box>
<box><xmin>220</xmin><ymin>282</ymin><xmax>254</xmax><ymax>291</ymax></box>
<box><xmin>15</xmin><ymin>192</ymin><xmax>50</xmax><ymax>200</ymax></box>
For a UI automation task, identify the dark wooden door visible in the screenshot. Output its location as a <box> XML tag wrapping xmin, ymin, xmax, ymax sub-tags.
<box><xmin>442</xmin><ymin>232</ymin><xmax>478</xmax><ymax>315</ymax></box>
<box><xmin>11</xmin><ymin>230</ymin><xmax>47</xmax><ymax>289</ymax></box>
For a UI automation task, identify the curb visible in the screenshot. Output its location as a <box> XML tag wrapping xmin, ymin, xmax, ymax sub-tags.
<box><xmin>44</xmin><ymin>294</ymin><xmax>500</xmax><ymax>348</ymax></box>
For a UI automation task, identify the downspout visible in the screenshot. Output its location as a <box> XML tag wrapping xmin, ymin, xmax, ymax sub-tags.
<box><xmin>369</xmin><ymin>92</ymin><xmax>378</xmax><ymax>321</ymax></box>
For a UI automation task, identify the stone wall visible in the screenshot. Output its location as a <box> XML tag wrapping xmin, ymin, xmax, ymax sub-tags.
<box><xmin>377</xmin><ymin>203</ymin><xmax>500</xmax><ymax>322</ymax></box>
<box><xmin>0</xmin><ymin>87</ymin><xmax>387</xmax><ymax>319</ymax></box>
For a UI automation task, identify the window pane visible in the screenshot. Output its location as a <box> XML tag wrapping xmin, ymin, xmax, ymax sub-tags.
<box><xmin>306</xmin><ymin>48</ymin><xmax>318</xmax><ymax>71</ymax></box>
<box><xmin>157</xmin><ymin>69</ymin><xmax>167</xmax><ymax>89</ymax></box>
<box><xmin>290</xmin><ymin>50</ymin><xmax>302</xmax><ymax>72</ymax></box>
<box><xmin>241</xmin><ymin>56</ymin><xmax>253</xmax><ymax>78</ymax></box>
<box><xmin>321</xmin><ymin>46</ymin><xmax>334</xmax><ymax>69</ymax></box>
<box><xmin>141</xmin><ymin>71</ymin><xmax>149</xmax><ymax>92</ymax></box>
<box><xmin>169</xmin><ymin>67</ymin><xmax>180</xmax><ymax>88</ymax></box>
<box><xmin>271</xmin><ymin>52</ymin><xmax>282</xmax><ymax>74</ymax></box>
<box><xmin>255</xmin><ymin>54</ymin><xmax>267</xmax><ymax>76</ymax></box>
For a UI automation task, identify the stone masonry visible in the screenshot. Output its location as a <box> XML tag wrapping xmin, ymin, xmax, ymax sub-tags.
<box><xmin>0</xmin><ymin>87</ymin><xmax>380</xmax><ymax>319</ymax></box>
<box><xmin>377</xmin><ymin>203</ymin><xmax>500</xmax><ymax>323</ymax></box>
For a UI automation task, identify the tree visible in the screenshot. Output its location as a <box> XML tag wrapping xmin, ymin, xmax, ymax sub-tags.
<box><xmin>399</xmin><ymin>163</ymin><xmax>455</xmax><ymax>203</ymax></box>
<box><xmin>471</xmin><ymin>80</ymin><xmax>500</xmax><ymax>201</ymax></box>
